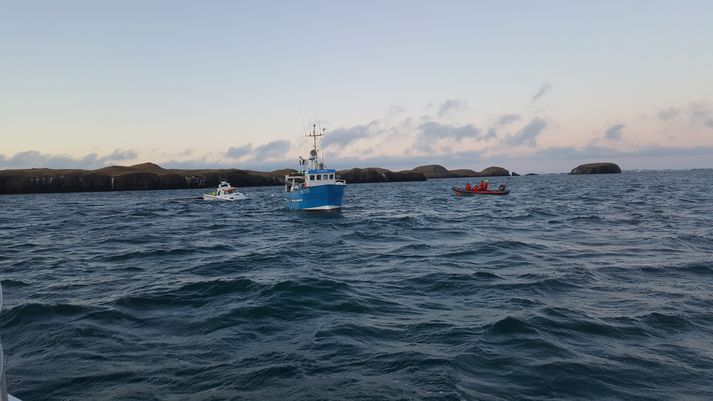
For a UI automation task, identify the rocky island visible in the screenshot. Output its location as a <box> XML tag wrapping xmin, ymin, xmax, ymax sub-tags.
<box><xmin>569</xmin><ymin>162</ymin><xmax>622</xmax><ymax>174</ymax></box>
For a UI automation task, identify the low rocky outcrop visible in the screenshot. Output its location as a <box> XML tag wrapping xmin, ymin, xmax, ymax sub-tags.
<box><xmin>0</xmin><ymin>164</ymin><xmax>286</xmax><ymax>194</ymax></box>
<box><xmin>412</xmin><ymin>164</ymin><xmax>509</xmax><ymax>178</ymax></box>
<box><xmin>511</xmin><ymin>172</ymin><xmax>520</xmax><ymax>176</ymax></box>
<box><xmin>448</xmin><ymin>169</ymin><xmax>480</xmax><ymax>177</ymax></box>
<box><xmin>478</xmin><ymin>166</ymin><xmax>510</xmax><ymax>177</ymax></box>
<box><xmin>412</xmin><ymin>165</ymin><xmax>451</xmax><ymax>178</ymax></box>
<box><xmin>569</xmin><ymin>162</ymin><xmax>621</xmax><ymax>174</ymax></box>
<box><xmin>337</xmin><ymin>168</ymin><xmax>425</xmax><ymax>183</ymax></box>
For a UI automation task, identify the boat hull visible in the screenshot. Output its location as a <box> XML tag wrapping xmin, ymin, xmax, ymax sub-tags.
<box><xmin>452</xmin><ymin>186</ymin><xmax>509</xmax><ymax>196</ymax></box>
<box><xmin>202</xmin><ymin>194</ymin><xmax>247</xmax><ymax>201</ymax></box>
<box><xmin>286</xmin><ymin>184</ymin><xmax>345</xmax><ymax>210</ymax></box>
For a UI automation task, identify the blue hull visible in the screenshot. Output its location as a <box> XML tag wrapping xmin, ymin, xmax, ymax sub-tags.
<box><xmin>285</xmin><ymin>184</ymin><xmax>345</xmax><ymax>210</ymax></box>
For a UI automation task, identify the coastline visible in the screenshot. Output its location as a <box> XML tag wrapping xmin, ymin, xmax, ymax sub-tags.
<box><xmin>0</xmin><ymin>163</ymin><xmax>512</xmax><ymax>195</ymax></box>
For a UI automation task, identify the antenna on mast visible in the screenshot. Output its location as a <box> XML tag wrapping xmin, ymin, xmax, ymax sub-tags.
<box><xmin>306</xmin><ymin>122</ymin><xmax>326</xmax><ymax>165</ymax></box>
<box><xmin>300</xmin><ymin>110</ymin><xmax>308</xmax><ymax>137</ymax></box>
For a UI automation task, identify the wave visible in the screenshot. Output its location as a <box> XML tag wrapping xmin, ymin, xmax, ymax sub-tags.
<box><xmin>112</xmin><ymin>278</ymin><xmax>263</xmax><ymax>309</ymax></box>
<box><xmin>638</xmin><ymin>260</ymin><xmax>713</xmax><ymax>276</ymax></box>
<box><xmin>395</xmin><ymin>271</ymin><xmax>503</xmax><ymax>297</ymax></box>
<box><xmin>485</xmin><ymin>316</ymin><xmax>539</xmax><ymax>336</ymax></box>
<box><xmin>1</xmin><ymin>303</ymin><xmax>100</xmax><ymax>328</ymax></box>
<box><xmin>638</xmin><ymin>312</ymin><xmax>695</xmax><ymax>332</ymax></box>
<box><xmin>0</xmin><ymin>279</ymin><xmax>30</xmax><ymax>287</ymax></box>
<box><xmin>98</xmin><ymin>245</ymin><xmax>228</xmax><ymax>261</ymax></box>
<box><xmin>490</xmin><ymin>277</ymin><xmax>582</xmax><ymax>295</ymax></box>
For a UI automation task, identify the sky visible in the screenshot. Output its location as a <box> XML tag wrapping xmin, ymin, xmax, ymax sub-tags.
<box><xmin>1</xmin><ymin>0</ymin><xmax>712</xmax><ymax>173</ymax></box>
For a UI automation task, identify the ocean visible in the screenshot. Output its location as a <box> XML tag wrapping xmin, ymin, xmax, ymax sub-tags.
<box><xmin>1</xmin><ymin>171</ymin><xmax>712</xmax><ymax>400</ymax></box>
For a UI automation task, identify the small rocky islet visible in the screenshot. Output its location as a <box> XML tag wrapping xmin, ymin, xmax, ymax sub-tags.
<box><xmin>569</xmin><ymin>162</ymin><xmax>622</xmax><ymax>174</ymax></box>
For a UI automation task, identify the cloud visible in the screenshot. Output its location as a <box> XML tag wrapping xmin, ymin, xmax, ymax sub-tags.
<box><xmin>0</xmin><ymin>149</ymin><xmax>137</xmax><ymax>170</ymax></box>
<box><xmin>162</xmin><ymin>144</ymin><xmax>713</xmax><ymax>173</ymax></box>
<box><xmin>98</xmin><ymin>149</ymin><xmax>137</xmax><ymax>164</ymax></box>
<box><xmin>655</xmin><ymin>103</ymin><xmax>713</xmax><ymax>128</ymax></box>
<box><xmin>531</xmin><ymin>83</ymin><xmax>552</xmax><ymax>104</ymax></box>
<box><xmin>418</xmin><ymin>121</ymin><xmax>482</xmax><ymax>141</ymax></box>
<box><xmin>484</xmin><ymin>114</ymin><xmax>522</xmax><ymax>140</ymax></box>
<box><xmin>322</xmin><ymin>122</ymin><xmax>377</xmax><ymax>148</ymax></box>
<box><xmin>657</xmin><ymin>107</ymin><xmax>680</xmax><ymax>122</ymax></box>
<box><xmin>484</xmin><ymin>128</ymin><xmax>498</xmax><ymax>140</ymax></box>
<box><xmin>519</xmin><ymin>145</ymin><xmax>611</xmax><ymax>161</ymax></box>
<box><xmin>604</xmin><ymin>123</ymin><xmax>625</xmax><ymax>140</ymax></box>
<box><xmin>226</xmin><ymin>144</ymin><xmax>253</xmax><ymax>159</ymax></box>
<box><xmin>388</xmin><ymin>104</ymin><xmax>405</xmax><ymax>115</ymax></box>
<box><xmin>303</xmin><ymin>150</ymin><xmax>486</xmax><ymax>172</ymax></box>
<box><xmin>0</xmin><ymin>151</ymin><xmax>76</xmax><ymax>169</ymax></box>
<box><xmin>505</xmin><ymin>118</ymin><xmax>547</xmax><ymax>146</ymax></box>
<box><xmin>159</xmin><ymin>158</ymin><xmax>293</xmax><ymax>172</ymax></box>
<box><xmin>513</xmin><ymin>144</ymin><xmax>713</xmax><ymax>162</ymax></box>
<box><xmin>497</xmin><ymin>114</ymin><xmax>521</xmax><ymax>126</ymax></box>
<box><xmin>437</xmin><ymin>99</ymin><xmax>467</xmax><ymax>118</ymax></box>
<box><xmin>253</xmin><ymin>140</ymin><xmax>291</xmax><ymax>160</ymax></box>
<box><xmin>689</xmin><ymin>102</ymin><xmax>713</xmax><ymax>128</ymax></box>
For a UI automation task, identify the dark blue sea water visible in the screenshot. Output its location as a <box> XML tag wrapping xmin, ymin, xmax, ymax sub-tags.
<box><xmin>2</xmin><ymin>171</ymin><xmax>713</xmax><ymax>401</ymax></box>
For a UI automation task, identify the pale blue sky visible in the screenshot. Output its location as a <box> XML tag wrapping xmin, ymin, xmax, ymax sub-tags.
<box><xmin>1</xmin><ymin>0</ymin><xmax>712</xmax><ymax>172</ymax></box>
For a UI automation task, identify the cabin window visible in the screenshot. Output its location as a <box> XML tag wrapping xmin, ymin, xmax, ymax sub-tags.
<box><xmin>310</xmin><ymin>175</ymin><xmax>315</xmax><ymax>180</ymax></box>
<box><xmin>316</xmin><ymin>174</ymin><xmax>322</xmax><ymax>180</ymax></box>
<box><xmin>329</xmin><ymin>174</ymin><xmax>334</xmax><ymax>179</ymax></box>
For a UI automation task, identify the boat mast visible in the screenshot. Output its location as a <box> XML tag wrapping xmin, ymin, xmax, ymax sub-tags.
<box><xmin>307</xmin><ymin>123</ymin><xmax>326</xmax><ymax>170</ymax></box>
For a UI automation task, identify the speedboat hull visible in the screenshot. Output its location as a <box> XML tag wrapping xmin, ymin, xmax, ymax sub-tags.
<box><xmin>452</xmin><ymin>186</ymin><xmax>509</xmax><ymax>196</ymax></box>
<box><xmin>286</xmin><ymin>184</ymin><xmax>345</xmax><ymax>210</ymax></box>
<box><xmin>202</xmin><ymin>193</ymin><xmax>247</xmax><ymax>201</ymax></box>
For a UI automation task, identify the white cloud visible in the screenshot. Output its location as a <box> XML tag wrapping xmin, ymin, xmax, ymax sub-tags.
<box><xmin>253</xmin><ymin>140</ymin><xmax>291</xmax><ymax>160</ymax></box>
<box><xmin>604</xmin><ymin>124</ymin><xmax>625</xmax><ymax>140</ymax></box>
<box><xmin>0</xmin><ymin>149</ymin><xmax>137</xmax><ymax>170</ymax></box>
<box><xmin>437</xmin><ymin>99</ymin><xmax>467</xmax><ymax>118</ymax></box>
<box><xmin>504</xmin><ymin>118</ymin><xmax>547</xmax><ymax>146</ymax></box>
<box><xmin>226</xmin><ymin>144</ymin><xmax>253</xmax><ymax>159</ymax></box>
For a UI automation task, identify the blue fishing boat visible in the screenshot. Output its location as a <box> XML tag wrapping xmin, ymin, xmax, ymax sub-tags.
<box><xmin>285</xmin><ymin>124</ymin><xmax>346</xmax><ymax>210</ymax></box>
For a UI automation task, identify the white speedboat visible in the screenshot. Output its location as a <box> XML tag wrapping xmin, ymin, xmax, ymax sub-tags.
<box><xmin>202</xmin><ymin>181</ymin><xmax>247</xmax><ymax>201</ymax></box>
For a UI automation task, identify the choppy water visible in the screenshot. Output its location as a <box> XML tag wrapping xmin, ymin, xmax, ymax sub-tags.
<box><xmin>1</xmin><ymin>171</ymin><xmax>713</xmax><ymax>401</ymax></box>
